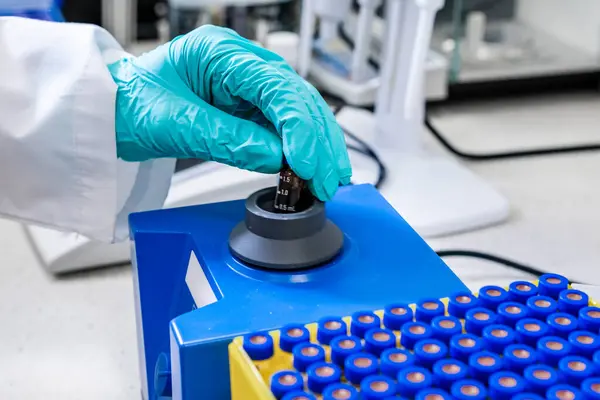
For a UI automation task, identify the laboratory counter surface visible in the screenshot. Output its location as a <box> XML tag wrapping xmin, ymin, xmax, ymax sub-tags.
<box><xmin>0</xmin><ymin>92</ymin><xmax>599</xmax><ymax>399</ymax></box>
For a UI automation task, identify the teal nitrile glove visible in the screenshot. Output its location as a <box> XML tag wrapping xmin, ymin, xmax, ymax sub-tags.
<box><xmin>109</xmin><ymin>25</ymin><xmax>352</xmax><ymax>201</ymax></box>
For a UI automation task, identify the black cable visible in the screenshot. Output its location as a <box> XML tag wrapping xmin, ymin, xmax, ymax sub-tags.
<box><xmin>425</xmin><ymin>116</ymin><xmax>600</xmax><ymax>161</ymax></box>
<box><xmin>436</xmin><ymin>249</ymin><xmax>583</xmax><ymax>285</ymax></box>
<box><xmin>332</xmin><ymin>105</ymin><xmax>387</xmax><ymax>189</ymax></box>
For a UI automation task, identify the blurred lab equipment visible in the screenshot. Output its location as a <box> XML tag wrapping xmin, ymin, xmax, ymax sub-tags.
<box><xmin>0</xmin><ymin>0</ymin><xmax>64</xmax><ymax>21</ymax></box>
<box><xmin>300</xmin><ymin>0</ymin><xmax>509</xmax><ymax>237</ymax></box>
<box><xmin>431</xmin><ymin>0</ymin><xmax>600</xmax><ymax>94</ymax></box>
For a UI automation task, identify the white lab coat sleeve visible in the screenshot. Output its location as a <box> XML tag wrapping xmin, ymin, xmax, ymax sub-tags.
<box><xmin>0</xmin><ymin>17</ymin><xmax>175</xmax><ymax>243</ymax></box>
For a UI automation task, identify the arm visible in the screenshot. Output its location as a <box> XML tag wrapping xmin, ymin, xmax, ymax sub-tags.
<box><xmin>0</xmin><ymin>17</ymin><xmax>174</xmax><ymax>243</ymax></box>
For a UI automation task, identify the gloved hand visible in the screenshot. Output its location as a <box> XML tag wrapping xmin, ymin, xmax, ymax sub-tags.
<box><xmin>108</xmin><ymin>25</ymin><xmax>352</xmax><ymax>201</ymax></box>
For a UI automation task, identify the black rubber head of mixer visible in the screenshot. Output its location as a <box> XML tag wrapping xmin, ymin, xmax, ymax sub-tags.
<box><xmin>228</xmin><ymin>187</ymin><xmax>344</xmax><ymax>270</ymax></box>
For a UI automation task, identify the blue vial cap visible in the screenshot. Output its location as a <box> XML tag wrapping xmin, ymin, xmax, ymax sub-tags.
<box><xmin>558</xmin><ymin>289</ymin><xmax>589</xmax><ymax>315</ymax></box>
<box><xmin>317</xmin><ymin>317</ymin><xmax>347</xmax><ymax>345</ymax></box>
<box><xmin>515</xmin><ymin>318</ymin><xmax>549</xmax><ymax>346</ymax></box>
<box><xmin>415</xmin><ymin>388</ymin><xmax>451</xmax><ymax>400</ymax></box>
<box><xmin>270</xmin><ymin>370</ymin><xmax>304</xmax><ymax>399</ymax></box>
<box><xmin>464</xmin><ymin>308</ymin><xmax>498</xmax><ymax>336</ymax></box>
<box><xmin>431</xmin><ymin>315</ymin><xmax>462</xmax><ymax>343</ymax></box>
<box><xmin>546</xmin><ymin>312</ymin><xmax>579</xmax><ymax>338</ymax></box>
<box><xmin>595</xmin><ymin>349</ymin><xmax>600</xmax><ymax>369</ymax></box>
<box><xmin>350</xmin><ymin>311</ymin><xmax>381</xmax><ymax>338</ymax></box>
<box><xmin>538</xmin><ymin>273</ymin><xmax>569</xmax><ymax>298</ymax></box>
<box><xmin>578</xmin><ymin>306</ymin><xmax>600</xmax><ymax>332</ymax></box>
<box><xmin>536</xmin><ymin>336</ymin><xmax>572</xmax><ymax>366</ymax></box>
<box><xmin>546</xmin><ymin>384</ymin><xmax>583</xmax><ymax>400</ymax></box>
<box><xmin>478</xmin><ymin>285</ymin><xmax>510</xmax><ymax>310</ymax></box>
<box><xmin>360</xmin><ymin>375</ymin><xmax>397</xmax><ymax>399</ymax></box>
<box><xmin>380</xmin><ymin>348</ymin><xmax>415</xmax><ymax>378</ymax></box>
<box><xmin>512</xmin><ymin>394</ymin><xmax>545</xmax><ymax>400</ymax></box>
<box><xmin>396</xmin><ymin>366</ymin><xmax>432</xmax><ymax>398</ymax></box>
<box><xmin>415</xmin><ymin>298</ymin><xmax>445</xmax><ymax>323</ymax></box>
<box><xmin>322</xmin><ymin>383</ymin><xmax>359</xmax><ymax>400</ymax></box>
<box><xmin>292</xmin><ymin>342</ymin><xmax>326</xmax><ymax>372</ymax></box>
<box><xmin>432</xmin><ymin>359</ymin><xmax>468</xmax><ymax>390</ymax></box>
<box><xmin>450</xmin><ymin>380</ymin><xmax>487</xmax><ymax>400</ymax></box>
<box><xmin>364</xmin><ymin>328</ymin><xmax>396</xmax><ymax>357</ymax></box>
<box><xmin>508</xmin><ymin>281</ymin><xmax>539</xmax><ymax>303</ymax></box>
<box><xmin>329</xmin><ymin>335</ymin><xmax>362</xmax><ymax>366</ymax></box>
<box><xmin>523</xmin><ymin>364</ymin><xmax>560</xmax><ymax>395</ymax></box>
<box><xmin>344</xmin><ymin>352</ymin><xmax>378</xmax><ymax>385</ymax></box>
<box><xmin>497</xmin><ymin>301</ymin><xmax>529</xmax><ymax>328</ymax></box>
<box><xmin>558</xmin><ymin>356</ymin><xmax>596</xmax><ymax>387</ymax></box>
<box><xmin>526</xmin><ymin>295</ymin><xmax>559</xmax><ymax>320</ymax></box>
<box><xmin>489</xmin><ymin>371</ymin><xmax>528</xmax><ymax>400</ymax></box>
<box><xmin>280</xmin><ymin>324</ymin><xmax>311</xmax><ymax>353</ymax></box>
<box><xmin>503</xmin><ymin>344</ymin><xmax>538</xmax><ymax>373</ymax></box>
<box><xmin>581</xmin><ymin>377</ymin><xmax>600</xmax><ymax>400</ymax></box>
<box><xmin>282</xmin><ymin>391</ymin><xmax>317</xmax><ymax>400</ymax></box>
<box><xmin>306</xmin><ymin>362</ymin><xmax>342</xmax><ymax>394</ymax></box>
<box><xmin>413</xmin><ymin>338</ymin><xmax>448</xmax><ymax>369</ymax></box>
<box><xmin>400</xmin><ymin>321</ymin><xmax>432</xmax><ymax>350</ymax></box>
<box><xmin>568</xmin><ymin>330</ymin><xmax>600</xmax><ymax>356</ymax></box>
<box><xmin>243</xmin><ymin>331</ymin><xmax>274</xmax><ymax>361</ymax></box>
<box><xmin>383</xmin><ymin>303</ymin><xmax>413</xmax><ymax>330</ymax></box>
<box><xmin>482</xmin><ymin>324</ymin><xmax>516</xmax><ymax>354</ymax></box>
<box><xmin>449</xmin><ymin>333</ymin><xmax>483</xmax><ymax>362</ymax></box>
<box><xmin>468</xmin><ymin>351</ymin><xmax>503</xmax><ymax>381</ymax></box>
<box><xmin>447</xmin><ymin>291</ymin><xmax>479</xmax><ymax>318</ymax></box>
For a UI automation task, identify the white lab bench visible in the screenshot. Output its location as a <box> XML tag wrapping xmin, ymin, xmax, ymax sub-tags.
<box><xmin>0</xmin><ymin>92</ymin><xmax>599</xmax><ymax>399</ymax></box>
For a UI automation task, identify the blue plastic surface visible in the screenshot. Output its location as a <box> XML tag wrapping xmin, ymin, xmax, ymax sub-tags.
<box><xmin>129</xmin><ymin>184</ymin><xmax>467</xmax><ymax>400</ymax></box>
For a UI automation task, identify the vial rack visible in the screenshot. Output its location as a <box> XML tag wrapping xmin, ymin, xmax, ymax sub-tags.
<box><xmin>229</xmin><ymin>274</ymin><xmax>600</xmax><ymax>399</ymax></box>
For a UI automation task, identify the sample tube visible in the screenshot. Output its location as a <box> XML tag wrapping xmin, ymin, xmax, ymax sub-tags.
<box><xmin>400</xmin><ymin>322</ymin><xmax>433</xmax><ymax>350</ymax></box>
<box><xmin>447</xmin><ymin>291</ymin><xmax>479</xmax><ymax>318</ymax></box>
<box><xmin>350</xmin><ymin>311</ymin><xmax>381</xmax><ymax>338</ymax></box>
<box><xmin>383</xmin><ymin>303</ymin><xmax>413</xmax><ymax>330</ymax></box>
<box><xmin>415</xmin><ymin>298</ymin><xmax>445</xmax><ymax>323</ymax></box>
<box><xmin>431</xmin><ymin>316</ymin><xmax>462</xmax><ymax>343</ymax></box>
<box><xmin>274</xmin><ymin>162</ymin><xmax>307</xmax><ymax>213</ymax></box>
<box><xmin>526</xmin><ymin>295</ymin><xmax>559</xmax><ymax>320</ymax></box>
<box><xmin>271</xmin><ymin>370</ymin><xmax>305</xmax><ymax>399</ymax></box>
<box><xmin>497</xmin><ymin>302</ymin><xmax>530</xmax><ymax>328</ymax></box>
<box><xmin>508</xmin><ymin>281</ymin><xmax>539</xmax><ymax>303</ymax></box>
<box><xmin>538</xmin><ymin>273</ymin><xmax>569</xmax><ymax>298</ymax></box>
<box><xmin>478</xmin><ymin>285</ymin><xmax>510</xmax><ymax>310</ymax></box>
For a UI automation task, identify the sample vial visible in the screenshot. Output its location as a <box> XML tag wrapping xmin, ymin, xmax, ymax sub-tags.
<box><xmin>503</xmin><ymin>344</ymin><xmax>538</xmax><ymax>373</ymax></box>
<box><xmin>415</xmin><ymin>298</ymin><xmax>445</xmax><ymax>323</ymax></box>
<box><xmin>383</xmin><ymin>303</ymin><xmax>413</xmax><ymax>330</ymax></box>
<box><xmin>400</xmin><ymin>322</ymin><xmax>433</xmax><ymax>350</ymax></box>
<box><xmin>317</xmin><ymin>317</ymin><xmax>347</xmax><ymax>345</ymax></box>
<box><xmin>360</xmin><ymin>375</ymin><xmax>397</xmax><ymax>399</ymax></box>
<box><xmin>274</xmin><ymin>163</ymin><xmax>307</xmax><ymax>213</ymax></box>
<box><xmin>578</xmin><ymin>306</ymin><xmax>600</xmax><ymax>332</ymax></box>
<box><xmin>350</xmin><ymin>311</ymin><xmax>381</xmax><ymax>338</ymax></box>
<box><xmin>546</xmin><ymin>384</ymin><xmax>583</xmax><ymax>400</ymax></box>
<box><xmin>432</xmin><ymin>359</ymin><xmax>469</xmax><ymax>390</ymax></box>
<box><xmin>538</xmin><ymin>273</ymin><xmax>569</xmax><ymax>298</ymax></box>
<box><xmin>413</xmin><ymin>339</ymin><xmax>448</xmax><ymax>369</ymax></box>
<box><xmin>322</xmin><ymin>383</ymin><xmax>359</xmax><ymax>400</ymax></box>
<box><xmin>467</xmin><ymin>351</ymin><xmax>503</xmax><ymax>381</ymax></box>
<box><xmin>306</xmin><ymin>362</ymin><xmax>342</xmax><ymax>394</ymax></box>
<box><xmin>447</xmin><ymin>291</ymin><xmax>479</xmax><ymax>318</ymax></box>
<box><xmin>282</xmin><ymin>391</ymin><xmax>317</xmax><ymax>400</ymax></box>
<box><xmin>415</xmin><ymin>388</ymin><xmax>452</xmax><ymax>400</ymax></box>
<box><xmin>243</xmin><ymin>332</ymin><xmax>274</xmax><ymax>361</ymax></box>
<box><xmin>449</xmin><ymin>333</ymin><xmax>484</xmax><ymax>362</ymax></box>
<box><xmin>450</xmin><ymin>379</ymin><xmax>488</xmax><ymax>400</ymax></box>
<box><xmin>380</xmin><ymin>348</ymin><xmax>415</xmax><ymax>378</ymax></box>
<box><xmin>344</xmin><ymin>353</ymin><xmax>378</xmax><ymax>385</ymax></box>
<box><xmin>431</xmin><ymin>315</ymin><xmax>463</xmax><ymax>343</ymax></box>
<box><xmin>546</xmin><ymin>312</ymin><xmax>579</xmax><ymax>338</ymax></box>
<box><xmin>568</xmin><ymin>330</ymin><xmax>600</xmax><ymax>356</ymax></box>
<box><xmin>478</xmin><ymin>285</ymin><xmax>510</xmax><ymax>310</ymax></box>
<box><xmin>515</xmin><ymin>318</ymin><xmax>549</xmax><ymax>346</ymax></box>
<box><xmin>558</xmin><ymin>289</ymin><xmax>589</xmax><ymax>315</ymax></box>
<box><xmin>508</xmin><ymin>281</ymin><xmax>539</xmax><ymax>303</ymax></box>
<box><xmin>329</xmin><ymin>335</ymin><xmax>362</xmax><ymax>366</ymax></box>
<box><xmin>280</xmin><ymin>324</ymin><xmax>311</xmax><ymax>353</ymax></box>
<box><xmin>482</xmin><ymin>324</ymin><xmax>516</xmax><ymax>354</ymax></box>
<box><xmin>396</xmin><ymin>366</ymin><xmax>433</xmax><ymax>398</ymax></box>
<box><xmin>558</xmin><ymin>355</ymin><xmax>596</xmax><ymax>386</ymax></box>
<box><xmin>464</xmin><ymin>308</ymin><xmax>498</xmax><ymax>336</ymax></box>
<box><xmin>488</xmin><ymin>371</ymin><xmax>528</xmax><ymax>400</ymax></box>
<box><xmin>271</xmin><ymin>370</ymin><xmax>305</xmax><ymax>399</ymax></box>
<box><xmin>581</xmin><ymin>377</ymin><xmax>600</xmax><ymax>400</ymax></box>
<box><xmin>292</xmin><ymin>343</ymin><xmax>326</xmax><ymax>372</ymax></box>
<box><xmin>363</xmin><ymin>328</ymin><xmax>396</xmax><ymax>356</ymax></box>
<box><xmin>523</xmin><ymin>364</ymin><xmax>559</xmax><ymax>395</ymax></box>
<box><xmin>497</xmin><ymin>302</ymin><xmax>530</xmax><ymax>328</ymax></box>
<box><xmin>536</xmin><ymin>336</ymin><xmax>571</xmax><ymax>366</ymax></box>
<box><xmin>526</xmin><ymin>295</ymin><xmax>559</xmax><ymax>320</ymax></box>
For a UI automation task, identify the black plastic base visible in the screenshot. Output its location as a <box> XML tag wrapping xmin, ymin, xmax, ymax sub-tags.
<box><xmin>228</xmin><ymin>187</ymin><xmax>344</xmax><ymax>270</ymax></box>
